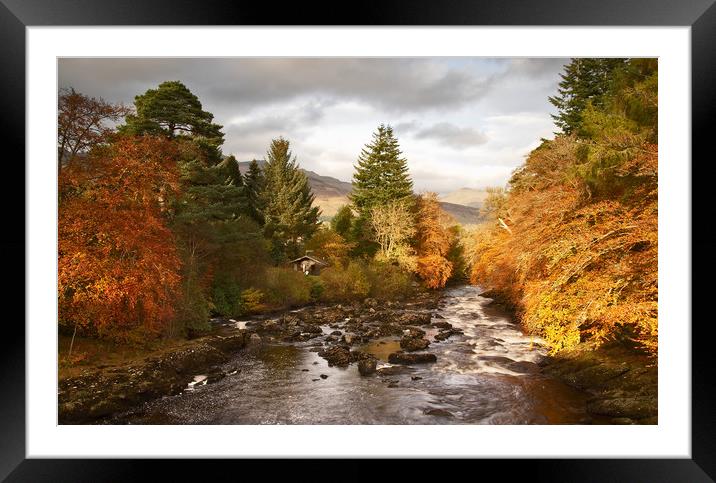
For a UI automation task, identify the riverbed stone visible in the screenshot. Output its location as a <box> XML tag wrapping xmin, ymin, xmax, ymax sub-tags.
<box><xmin>317</xmin><ymin>346</ymin><xmax>352</xmax><ymax>367</ymax></box>
<box><xmin>400</xmin><ymin>336</ymin><xmax>430</xmax><ymax>352</ymax></box>
<box><xmin>388</xmin><ymin>351</ymin><xmax>437</xmax><ymax>364</ymax></box>
<box><xmin>357</xmin><ymin>357</ymin><xmax>378</xmax><ymax>376</ymax></box>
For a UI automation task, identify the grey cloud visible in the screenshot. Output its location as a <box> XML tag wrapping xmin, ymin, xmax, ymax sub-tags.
<box><xmin>58</xmin><ymin>58</ymin><xmax>497</xmax><ymax>115</ymax></box>
<box><xmin>414</xmin><ymin>122</ymin><xmax>488</xmax><ymax>149</ymax></box>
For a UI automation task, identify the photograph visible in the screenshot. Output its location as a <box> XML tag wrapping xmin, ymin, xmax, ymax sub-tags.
<box><xmin>56</xmin><ymin>56</ymin><xmax>659</xmax><ymax>426</ymax></box>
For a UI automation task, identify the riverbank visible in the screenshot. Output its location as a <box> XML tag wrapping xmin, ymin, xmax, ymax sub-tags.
<box><xmin>481</xmin><ymin>289</ymin><xmax>657</xmax><ymax>424</ymax></box>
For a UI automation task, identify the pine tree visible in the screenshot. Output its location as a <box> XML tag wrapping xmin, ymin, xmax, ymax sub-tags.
<box><xmin>244</xmin><ymin>159</ymin><xmax>265</xmax><ymax>226</ymax></box>
<box><xmin>220</xmin><ymin>155</ymin><xmax>243</xmax><ymax>187</ymax></box>
<box><xmin>260</xmin><ymin>138</ymin><xmax>321</xmax><ymax>261</ymax></box>
<box><xmin>548</xmin><ymin>59</ymin><xmax>627</xmax><ymax>135</ymax></box>
<box><xmin>350</xmin><ymin>124</ymin><xmax>414</xmax><ymax>216</ymax></box>
<box><xmin>119</xmin><ymin>80</ymin><xmax>224</xmax><ymax>164</ymax></box>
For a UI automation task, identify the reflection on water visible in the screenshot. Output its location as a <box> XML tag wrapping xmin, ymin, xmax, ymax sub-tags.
<box><xmin>113</xmin><ymin>286</ymin><xmax>594</xmax><ymax>425</ymax></box>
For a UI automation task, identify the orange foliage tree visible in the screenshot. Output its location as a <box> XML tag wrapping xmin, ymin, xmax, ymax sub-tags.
<box><xmin>58</xmin><ymin>136</ymin><xmax>182</xmax><ymax>342</ymax></box>
<box><xmin>57</xmin><ymin>88</ymin><xmax>131</xmax><ymax>172</ymax></box>
<box><xmin>415</xmin><ymin>193</ymin><xmax>457</xmax><ymax>289</ymax></box>
<box><xmin>470</xmin><ymin>137</ymin><xmax>658</xmax><ymax>354</ymax></box>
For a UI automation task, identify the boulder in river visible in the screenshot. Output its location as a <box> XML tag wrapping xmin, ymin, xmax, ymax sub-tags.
<box><xmin>357</xmin><ymin>357</ymin><xmax>378</xmax><ymax>376</ymax></box>
<box><xmin>388</xmin><ymin>351</ymin><xmax>437</xmax><ymax>364</ymax></box>
<box><xmin>400</xmin><ymin>336</ymin><xmax>430</xmax><ymax>352</ymax></box>
<box><xmin>317</xmin><ymin>346</ymin><xmax>352</xmax><ymax>367</ymax></box>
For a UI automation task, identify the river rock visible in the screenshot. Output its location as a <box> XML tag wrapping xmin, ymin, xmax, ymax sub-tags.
<box><xmin>507</xmin><ymin>361</ymin><xmax>541</xmax><ymax>374</ymax></box>
<box><xmin>388</xmin><ymin>351</ymin><xmax>437</xmax><ymax>364</ymax></box>
<box><xmin>317</xmin><ymin>346</ymin><xmax>352</xmax><ymax>367</ymax></box>
<box><xmin>586</xmin><ymin>397</ymin><xmax>657</xmax><ymax>419</ymax></box>
<box><xmin>431</xmin><ymin>321</ymin><xmax>452</xmax><ymax>329</ymax></box>
<box><xmin>403</xmin><ymin>327</ymin><xmax>426</xmax><ymax>338</ymax></box>
<box><xmin>357</xmin><ymin>357</ymin><xmax>378</xmax><ymax>376</ymax></box>
<box><xmin>400</xmin><ymin>336</ymin><xmax>430</xmax><ymax>352</ymax></box>
<box><xmin>376</xmin><ymin>365</ymin><xmax>413</xmax><ymax>376</ymax></box>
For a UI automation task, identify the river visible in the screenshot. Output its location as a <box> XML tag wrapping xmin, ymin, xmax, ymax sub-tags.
<box><xmin>111</xmin><ymin>285</ymin><xmax>595</xmax><ymax>424</ymax></box>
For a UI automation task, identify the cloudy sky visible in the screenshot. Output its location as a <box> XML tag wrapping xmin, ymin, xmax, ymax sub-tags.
<box><xmin>58</xmin><ymin>57</ymin><xmax>568</xmax><ymax>193</ymax></box>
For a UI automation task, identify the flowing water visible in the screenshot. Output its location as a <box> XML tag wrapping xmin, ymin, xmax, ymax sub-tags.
<box><xmin>113</xmin><ymin>286</ymin><xmax>593</xmax><ymax>424</ymax></box>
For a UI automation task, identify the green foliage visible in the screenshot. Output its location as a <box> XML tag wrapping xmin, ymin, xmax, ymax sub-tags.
<box><xmin>261</xmin><ymin>267</ymin><xmax>313</xmax><ymax>307</ymax></box>
<box><xmin>319</xmin><ymin>261</ymin><xmax>371</xmax><ymax>302</ymax></box>
<box><xmin>350</xmin><ymin>124</ymin><xmax>414</xmax><ymax>216</ymax></box>
<box><xmin>244</xmin><ymin>159</ymin><xmax>265</xmax><ymax>225</ymax></box>
<box><xmin>331</xmin><ymin>205</ymin><xmax>354</xmax><ymax>238</ymax></box>
<box><xmin>548</xmin><ymin>59</ymin><xmax>627</xmax><ymax>135</ymax></box>
<box><xmin>173</xmin><ymin>271</ymin><xmax>211</xmax><ymax>337</ymax></box>
<box><xmin>120</xmin><ymin>80</ymin><xmax>225</xmax><ymax>164</ymax></box>
<box><xmin>365</xmin><ymin>262</ymin><xmax>415</xmax><ymax>300</ymax></box>
<box><xmin>260</xmin><ymin>138</ymin><xmax>321</xmax><ymax>262</ymax></box>
<box><xmin>220</xmin><ymin>155</ymin><xmax>244</xmax><ymax>187</ymax></box>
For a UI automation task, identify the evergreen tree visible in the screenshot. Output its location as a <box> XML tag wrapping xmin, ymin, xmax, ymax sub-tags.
<box><xmin>350</xmin><ymin>124</ymin><xmax>414</xmax><ymax>216</ymax></box>
<box><xmin>120</xmin><ymin>80</ymin><xmax>224</xmax><ymax>164</ymax></box>
<box><xmin>330</xmin><ymin>205</ymin><xmax>354</xmax><ymax>238</ymax></box>
<box><xmin>548</xmin><ymin>59</ymin><xmax>627</xmax><ymax>135</ymax></box>
<box><xmin>260</xmin><ymin>138</ymin><xmax>321</xmax><ymax>262</ymax></box>
<box><xmin>220</xmin><ymin>155</ymin><xmax>243</xmax><ymax>187</ymax></box>
<box><xmin>244</xmin><ymin>159</ymin><xmax>265</xmax><ymax>226</ymax></box>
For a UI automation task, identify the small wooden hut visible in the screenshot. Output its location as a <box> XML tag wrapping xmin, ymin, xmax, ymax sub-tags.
<box><xmin>289</xmin><ymin>255</ymin><xmax>329</xmax><ymax>275</ymax></box>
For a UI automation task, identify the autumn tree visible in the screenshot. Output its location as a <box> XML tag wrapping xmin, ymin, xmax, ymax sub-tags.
<box><xmin>369</xmin><ymin>199</ymin><xmax>416</xmax><ymax>270</ymax></box>
<box><xmin>415</xmin><ymin>193</ymin><xmax>457</xmax><ymax>289</ymax></box>
<box><xmin>304</xmin><ymin>227</ymin><xmax>354</xmax><ymax>267</ymax></box>
<box><xmin>260</xmin><ymin>138</ymin><xmax>321</xmax><ymax>262</ymax></box>
<box><xmin>57</xmin><ymin>88</ymin><xmax>131</xmax><ymax>172</ymax></box>
<box><xmin>58</xmin><ymin>136</ymin><xmax>182</xmax><ymax>343</ymax></box>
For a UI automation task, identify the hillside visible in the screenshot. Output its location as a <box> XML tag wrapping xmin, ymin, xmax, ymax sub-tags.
<box><xmin>439</xmin><ymin>188</ymin><xmax>489</xmax><ymax>208</ymax></box>
<box><xmin>238</xmin><ymin>160</ymin><xmax>483</xmax><ymax>224</ymax></box>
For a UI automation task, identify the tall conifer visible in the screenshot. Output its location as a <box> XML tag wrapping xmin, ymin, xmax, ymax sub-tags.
<box><xmin>260</xmin><ymin>138</ymin><xmax>320</xmax><ymax>261</ymax></box>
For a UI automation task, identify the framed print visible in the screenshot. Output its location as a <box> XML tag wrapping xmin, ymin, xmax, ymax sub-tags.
<box><xmin>5</xmin><ymin>0</ymin><xmax>715</xmax><ymax>480</ymax></box>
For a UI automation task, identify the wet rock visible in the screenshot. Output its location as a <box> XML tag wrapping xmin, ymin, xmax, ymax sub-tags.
<box><xmin>317</xmin><ymin>346</ymin><xmax>352</xmax><ymax>367</ymax></box>
<box><xmin>320</xmin><ymin>374</ymin><xmax>328</xmax><ymax>379</ymax></box>
<box><xmin>301</xmin><ymin>368</ymin><xmax>310</xmax><ymax>372</ymax></box>
<box><xmin>434</xmin><ymin>329</ymin><xmax>460</xmax><ymax>341</ymax></box>
<box><xmin>301</xmin><ymin>324</ymin><xmax>323</xmax><ymax>334</ymax></box>
<box><xmin>395</xmin><ymin>311</ymin><xmax>432</xmax><ymax>326</ymax></box>
<box><xmin>358</xmin><ymin>357</ymin><xmax>378</xmax><ymax>376</ymax></box>
<box><xmin>587</xmin><ymin>397</ymin><xmax>657</xmax><ymax>419</ymax></box>
<box><xmin>411</xmin><ymin>376</ymin><xmax>422</xmax><ymax>381</ymax></box>
<box><xmin>507</xmin><ymin>361</ymin><xmax>541</xmax><ymax>374</ymax></box>
<box><xmin>376</xmin><ymin>365</ymin><xmax>413</xmax><ymax>376</ymax></box>
<box><xmin>388</xmin><ymin>351</ymin><xmax>437</xmax><ymax>364</ymax></box>
<box><xmin>403</xmin><ymin>327</ymin><xmax>426</xmax><ymax>338</ymax></box>
<box><xmin>330</xmin><ymin>330</ymin><xmax>342</xmax><ymax>336</ymax></box>
<box><xmin>249</xmin><ymin>333</ymin><xmax>262</xmax><ymax>345</ymax></box>
<box><xmin>400</xmin><ymin>336</ymin><xmax>430</xmax><ymax>352</ymax></box>
<box><xmin>431</xmin><ymin>321</ymin><xmax>452</xmax><ymax>329</ymax></box>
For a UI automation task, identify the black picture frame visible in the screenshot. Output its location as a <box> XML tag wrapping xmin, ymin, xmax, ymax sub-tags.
<box><xmin>3</xmin><ymin>0</ymin><xmax>714</xmax><ymax>480</ymax></box>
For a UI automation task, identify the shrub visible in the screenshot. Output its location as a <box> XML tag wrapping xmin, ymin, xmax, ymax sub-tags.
<box><xmin>319</xmin><ymin>261</ymin><xmax>371</xmax><ymax>302</ymax></box>
<box><xmin>260</xmin><ymin>267</ymin><xmax>312</xmax><ymax>307</ymax></box>
<box><xmin>239</xmin><ymin>288</ymin><xmax>265</xmax><ymax>314</ymax></box>
<box><xmin>366</xmin><ymin>261</ymin><xmax>415</xmax><ymax>300</ymax></box>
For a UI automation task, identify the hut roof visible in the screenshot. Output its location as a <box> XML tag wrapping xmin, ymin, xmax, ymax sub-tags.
<box><xmin>289</xmin><ymin>255</ymin><xmax>329</xmax><ymax>266</ymax></box>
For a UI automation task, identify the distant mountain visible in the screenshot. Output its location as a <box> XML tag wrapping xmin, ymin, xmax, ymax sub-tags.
<box><xmin>237</xmin><ymin>160</ymin><xmax>483</xmax><ymax>225</ymax></box>
<box><xmin>439</xmin><ymin>188</ymin><xmax>490</xmax><ymax>208</ymax></box>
